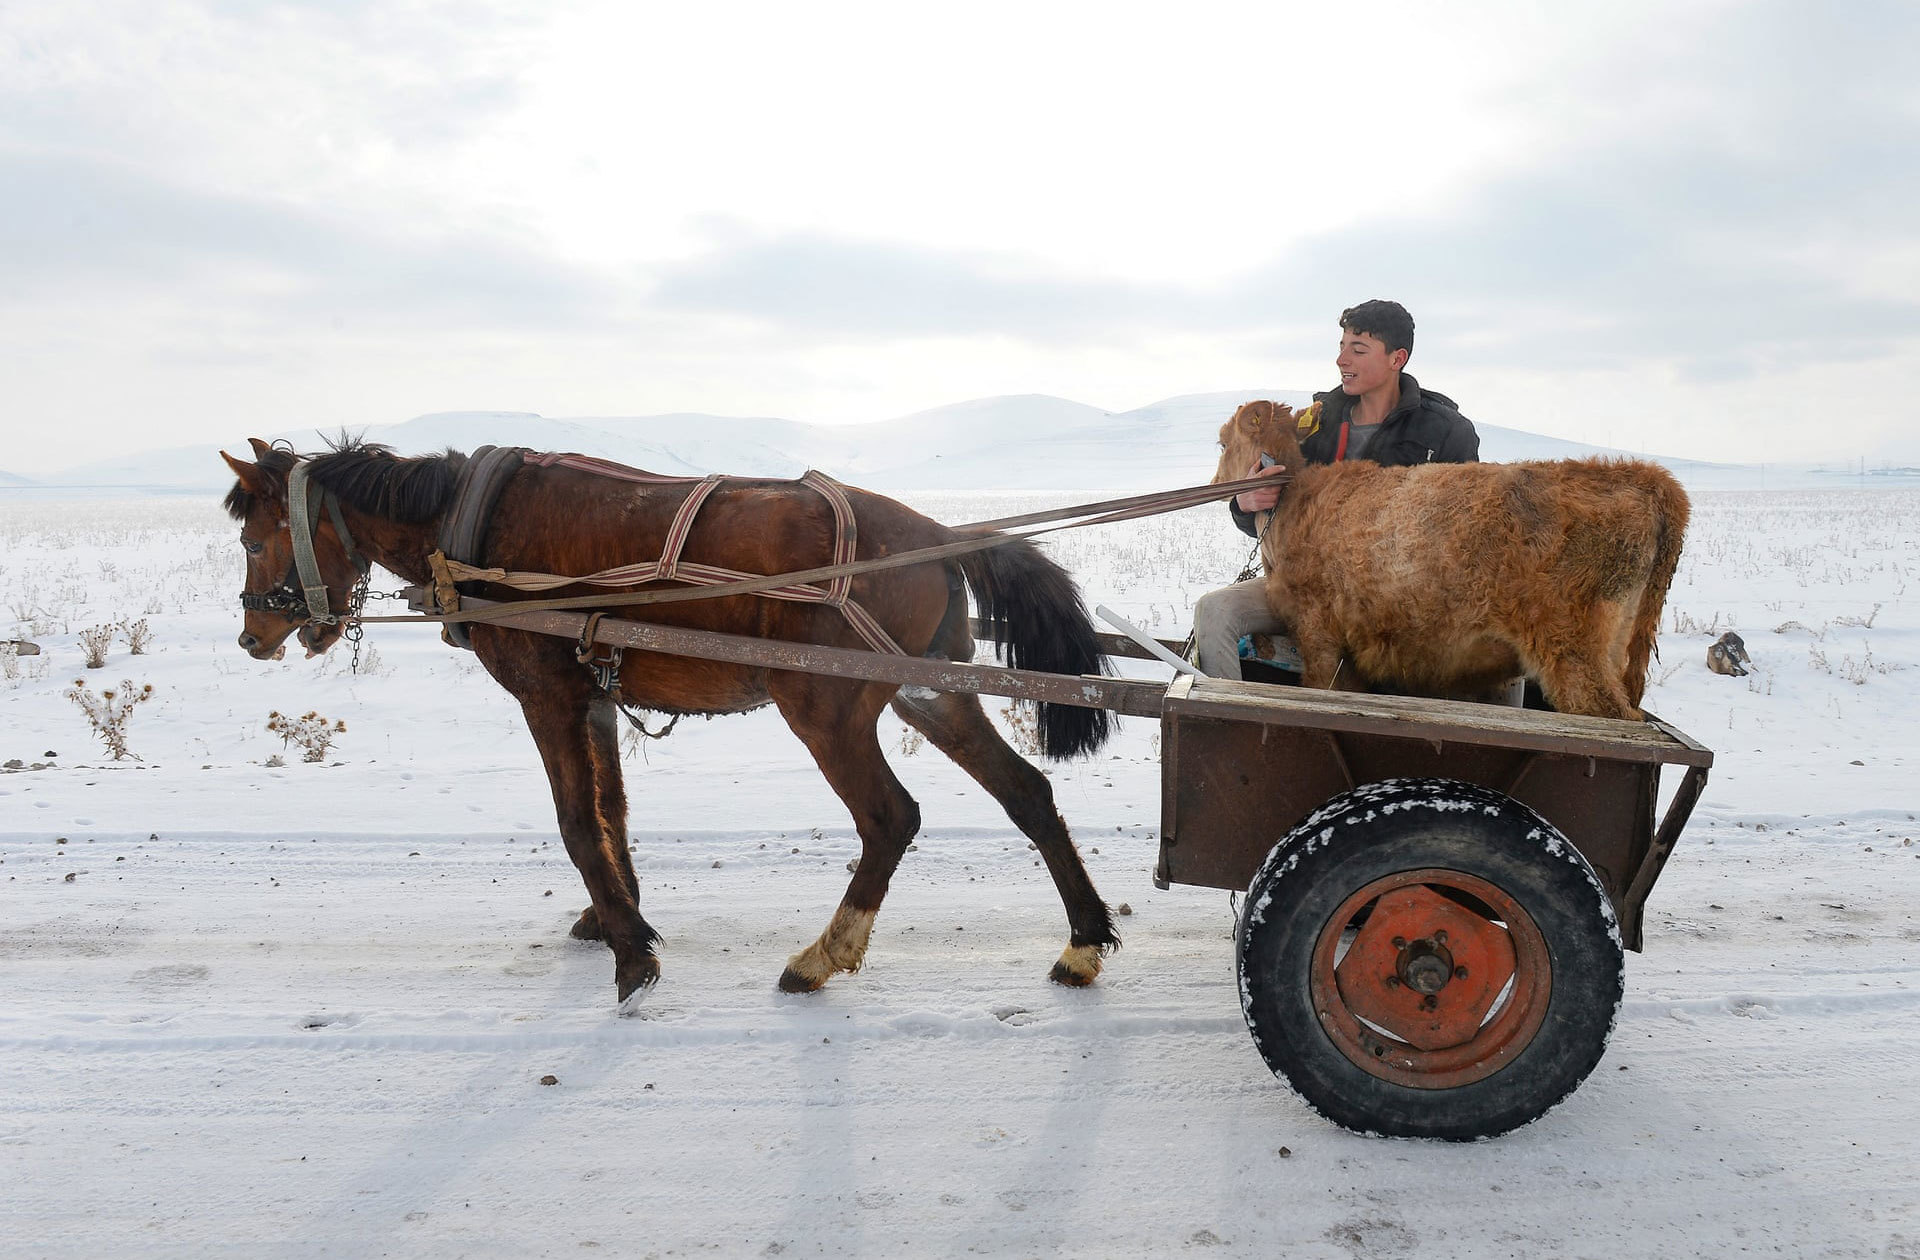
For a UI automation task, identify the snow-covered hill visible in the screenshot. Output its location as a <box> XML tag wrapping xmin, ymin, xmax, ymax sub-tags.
<box><xmin>36</xmin><ymin>388</ymin><xmax>1787</xmax><ymax>493</ymax></box>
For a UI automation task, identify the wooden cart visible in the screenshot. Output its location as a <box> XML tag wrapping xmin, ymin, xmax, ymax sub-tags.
<box><xmin>441</xmin><ymin>596</ymin><xmax>1714</xmax><ymax>1139</ymax></box>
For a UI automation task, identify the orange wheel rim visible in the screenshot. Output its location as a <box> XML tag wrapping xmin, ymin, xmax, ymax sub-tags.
<box><xmin>1307</xmin><ymin>868</ymin><xmax>1551</xmax><ymax>1089</ymax></box>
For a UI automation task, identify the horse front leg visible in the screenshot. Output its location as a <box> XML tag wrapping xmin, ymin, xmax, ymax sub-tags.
<box><xmin>508</xmin><ymin>665</ymin><xmax>661</xmax><ymax>1003</ymax></box>
<box><xmin>568</xmin><ymin>697</ymin><xmax>641</xmax><ymax>943</ymax></box>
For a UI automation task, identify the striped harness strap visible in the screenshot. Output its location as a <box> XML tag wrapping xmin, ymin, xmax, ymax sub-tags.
<box><xmin>440</xmin><ymin>453</ymin><xmax>905</xmax><ymax>656</ymax></box>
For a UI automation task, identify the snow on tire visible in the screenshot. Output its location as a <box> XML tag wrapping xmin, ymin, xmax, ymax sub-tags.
<box><xmin>1236</xmin><ymin>777</ymin><xmax>1624</xmax><ymax>1140</ymax></box>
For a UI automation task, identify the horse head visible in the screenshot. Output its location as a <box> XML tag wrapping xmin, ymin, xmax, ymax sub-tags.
<box><xmin>1213</xmin><ymin>400</ymin><xmax>1307</xmax><ymax>489</ymax></box>
<box><xmin>220</xmin><ymin>438</ymin><xmax>364</xmax><ymax>660</ymax></box>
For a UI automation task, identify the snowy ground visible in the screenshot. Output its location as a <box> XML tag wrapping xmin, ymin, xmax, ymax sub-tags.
<box><xmin>2</xmin><ymin>487</ymin><xmax>1917</xmax><ymax>1258</ymax></box>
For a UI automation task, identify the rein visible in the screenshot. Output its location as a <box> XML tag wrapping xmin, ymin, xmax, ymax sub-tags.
<box><xmin>352</xmin><ymin>472</ymin><xmax>1291</xmax><ymax>628</ymax></box>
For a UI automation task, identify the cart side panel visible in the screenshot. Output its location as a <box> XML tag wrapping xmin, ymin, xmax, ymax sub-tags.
<box><xmin>1158</xmin><ymin>710</ymin><xmax>1660</xmax><ymax>943</ymax></box>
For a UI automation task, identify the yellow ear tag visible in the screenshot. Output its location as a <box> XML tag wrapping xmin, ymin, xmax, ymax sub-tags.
<box><xmin>1295</xmin><ymin>401</ymin><xmax>1321</xmax><ymax>439</ymax></box>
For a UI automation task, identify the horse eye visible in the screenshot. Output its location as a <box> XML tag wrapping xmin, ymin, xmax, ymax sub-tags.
<box><xmin>242</xmin><ymin>539</ymin><xmax>263</xmax><ymax>555</ymax></box>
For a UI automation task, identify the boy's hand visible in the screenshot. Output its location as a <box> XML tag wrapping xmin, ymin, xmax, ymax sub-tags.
<box><xmin>1234</xmin><ymin>457</ymin><xmax>1288</xmax><ymax>513</ymax></box>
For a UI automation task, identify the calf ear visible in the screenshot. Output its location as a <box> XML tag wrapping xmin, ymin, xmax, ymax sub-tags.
<box><xmin>221</xmin><ymin>450</ymin><xmax>265</xmax><ymax>496</ymax></box>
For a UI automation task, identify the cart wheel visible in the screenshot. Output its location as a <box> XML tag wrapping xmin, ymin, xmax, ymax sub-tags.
<box><xmin>1237</xmin><ymin>778</ymin><xmax>1623</xmax><ymax>1140</ymax></box>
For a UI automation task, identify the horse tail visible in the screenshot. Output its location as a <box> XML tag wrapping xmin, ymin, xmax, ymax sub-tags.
<box><xmin>955</xmin><ymin>539</ymin><xmax>1112</xmax><ymax>759</ymax></box>
<box><xmin>1624</xmin><ymin>466</ymin><xmax>1691</xmax><ymax>708</ymax></box>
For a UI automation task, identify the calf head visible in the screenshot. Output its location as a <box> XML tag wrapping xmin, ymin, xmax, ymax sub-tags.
<box><xmin>1213</xmin><ymin>400</ymin><xmax>1308</xmax><ymax>487</ymax></box>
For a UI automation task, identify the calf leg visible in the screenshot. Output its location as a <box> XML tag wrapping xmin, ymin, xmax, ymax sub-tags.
<box><xmin>1526</xmin><ymin>607</ymin><xmax>1640</xmax><ymax>721</ymax></box>
<box><xmin>770</xmin><ymin>676</ymin><xmax>922</xmax><ymax>993</ymax></box>
<box><xmin>1292</xmin><ymin>611</ymin><xmax>1351</xmax><ymax>691</ymax></box>
<box><xmin>892</xmin><ymin>688</ymin><xmax>1117</xmax><ymax>985</ymax></box>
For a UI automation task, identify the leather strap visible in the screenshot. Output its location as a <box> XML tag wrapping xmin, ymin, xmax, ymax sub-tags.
<box><xmin>434</xmin><ymin>444</ymin><xmax>529</xmax><ymax>650</ymax></box>
<box><xmin>287</xmin><ymin>464</ymin><xmax>331</xmax><ymax>620</ymax></box>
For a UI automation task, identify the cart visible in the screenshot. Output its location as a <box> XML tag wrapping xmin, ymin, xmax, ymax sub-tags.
<box><xmin>1154</xmin><ymin>669</ymin><xmax>1710</xmax><ymax>1139</ymax></box>
<box><xmin>436</xmin><ymin>593</ymin><xmax>1711</xmax><ymax>1139</ymax></box>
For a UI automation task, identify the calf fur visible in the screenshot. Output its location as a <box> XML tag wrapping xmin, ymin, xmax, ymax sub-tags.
<box><xmin>1213</xmin><ymin>400</ymin><xmax>1689</xmax><ymax>720</ymax></box>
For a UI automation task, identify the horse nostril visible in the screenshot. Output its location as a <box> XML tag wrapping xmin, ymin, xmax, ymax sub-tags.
<box><xmin>238</xmin><ymin>633</ymin><xmax>259</xmax><ymax>652</ymax></box>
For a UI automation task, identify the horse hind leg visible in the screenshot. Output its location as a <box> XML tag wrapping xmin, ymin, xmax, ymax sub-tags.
<box><xmin>891</xmin><ymin>687</ymin><xmax>1118</xmax><ymax>986</ymax></box>
<box><xmin>771</xmin><ymin>677</ymin><xmax>923</xmax><ymax>994</ymax></box>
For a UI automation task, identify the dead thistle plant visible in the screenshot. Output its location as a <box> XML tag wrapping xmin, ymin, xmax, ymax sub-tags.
<box><xmin>120</xmin><ymin>618</ymin><xmax>153</xmax><ymax>654</ymax></box>
<box><xmin>998</xmin><ymin>700</ymin><xmax>1045</xmax><ymax>757</ymax></box>
<box><xmin>79</xmin><ymin>624</ymin><xmax>116</xmax><ymax>669</ymax></box>
<box><xmin>267</xmin><ymin>710</ymin><xmax>347</xmax><ymax>763</ymax></box>
<box><xmin>66</xmin><ymin>678</ymin><xmax>154</xmax><ymax>761</ymax></box>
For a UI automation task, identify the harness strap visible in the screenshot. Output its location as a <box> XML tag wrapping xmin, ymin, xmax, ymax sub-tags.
<box><xmin>287</xmin><ymin>464</ymin><xmax>331</xmax><ymax>621</ymax></box>
<box><xmin>800</xmin><ymin>470</ymin><xmax>904</xmax><ymax>655</ymax></box>
<box><xmin>326</xmin><ymin>493</ymin><xmax>369</xmax><ymax>580</ymax></box>
<box><xmin>435</xmin><ymin>445</ymin><xmax>530</xmax><ymax>650</ymax></box>
<box><xmin>366</xmin><ymin>471</ymin><xmax>1290</xmax><ymax>628</ymax></box>
<box><xmin>657</xmin><ymin>475</ymin><xmax>725</xmax><ymax>583</ymax></box>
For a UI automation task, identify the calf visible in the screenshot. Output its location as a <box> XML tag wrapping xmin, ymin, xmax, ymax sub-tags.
<box><xmin>1212</xmin><ymin>400</ymin><xmax>1689</xmax><ymax>720</ymax></box>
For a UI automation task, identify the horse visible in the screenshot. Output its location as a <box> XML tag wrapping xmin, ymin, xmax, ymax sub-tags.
<box><xmin>221</xmin><ymin>437</ymin><xmax>1119</xmax><ymax>1004</ymax></box>
<box><xmin>1212</xmin><ymin>401</ymin><xmax>1689</xmax><ymax>720</ymax></box>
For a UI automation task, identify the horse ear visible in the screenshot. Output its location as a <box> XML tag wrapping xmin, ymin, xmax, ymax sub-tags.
<box><xmin>247</xmin><ymin>437</ymin><xmax>274</xmax><ymax>461</ymax></box>
<box><xmin>221</xmin><ymin>450</ymin><xmax>265</xmax><ymax>496</ymax></box>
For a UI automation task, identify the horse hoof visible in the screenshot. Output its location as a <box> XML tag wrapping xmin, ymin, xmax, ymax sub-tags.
<box><xmin>616</xmin><ymin>956</ymin><xmax>660</xmax><ymax>1002</ymax></box>
<box><xmin>1048</xmin><ymin>944</ymin><xmax>1103</xmax><ymax>987</ymax></box>
<box><xmin>777</xmin><ymin>965</ymin><xmax>826</xmax><ymax>994</ymax></box>
<box><xmin>570</xmin><ymin>907</ymin><xmax>605</xmax><ymax>941</ymax></box>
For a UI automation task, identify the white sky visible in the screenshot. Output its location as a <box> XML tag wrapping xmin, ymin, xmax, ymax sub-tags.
<box><xmin>4</xmin><ymin>1</ymin><xmax>1918</xmax><ymax>474</ymax></box>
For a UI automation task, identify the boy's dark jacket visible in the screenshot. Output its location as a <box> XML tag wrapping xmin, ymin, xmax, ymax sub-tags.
<box><xmin>1228</xmin><ymin>372</ymin><xmax>1480</xmax><ymax>537</ymax></box>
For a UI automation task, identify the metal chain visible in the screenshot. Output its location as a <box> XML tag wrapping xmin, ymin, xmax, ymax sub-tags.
<box><xmin>343</xmin><ymin>579</ymin><xmax>409</xmax><ymax>674</ymax></box>
<box><xmin>617</xmin><ymin>704</ymin><xmax>681</xmax><ymax>741</ymax></box>
<box><xmin>1233</xmin><ymin>509</ymin><xmax>1278</xmax><ymax>584</ymax></box>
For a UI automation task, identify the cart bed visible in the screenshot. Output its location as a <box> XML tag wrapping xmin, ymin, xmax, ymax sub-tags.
<box><xmin>1156</xmin><ymin>676</ymin><xmax>1712</xmax><ymax>950</ymax></box>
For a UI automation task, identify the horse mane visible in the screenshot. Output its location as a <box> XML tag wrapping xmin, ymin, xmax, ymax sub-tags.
<box><xmin>223</xmin><ymin>435</ymin><xmax>467</xmax><ymax>523</ymax></box>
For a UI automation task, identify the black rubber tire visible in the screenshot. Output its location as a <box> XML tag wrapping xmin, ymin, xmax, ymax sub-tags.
<box><xmin>1236</xmin><ymin>778</ymin><xmax>1623</xmax><ymax>1140</ymax></box>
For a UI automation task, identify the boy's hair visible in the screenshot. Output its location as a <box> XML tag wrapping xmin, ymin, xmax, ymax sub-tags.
<box><xmin>1339</xmin><ymin>300</ymin><xmax>1415</xmax><ymax>358</ymax></box>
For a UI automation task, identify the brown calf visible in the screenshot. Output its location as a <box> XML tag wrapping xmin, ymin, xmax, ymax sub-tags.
<box><xmin>1213</xmin><ymin>400</ymin><xmax>1689</xmax><ymax>720</ymax></box>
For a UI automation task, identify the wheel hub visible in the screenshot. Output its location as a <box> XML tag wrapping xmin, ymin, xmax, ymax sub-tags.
<box><xmin>1310</xmin><ymin>868</ymin><xmax>1553</xmax><ymax>1088</ymax></box>
<box><xmin>1398</xmin><ymin>936</ymin><xmax>1456</xmax><ymax>995</ymax></box>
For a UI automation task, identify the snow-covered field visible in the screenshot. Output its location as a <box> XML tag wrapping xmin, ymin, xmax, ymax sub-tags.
<box><xmin>3</xmin><ymin>485</ymin><xmax>1917</xmax><ymax>1258</ymax></box>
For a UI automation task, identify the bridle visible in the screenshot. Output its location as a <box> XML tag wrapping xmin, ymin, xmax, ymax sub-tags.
<box><xmin>240</xmin><ymin>461</ymin><xmax>370</xmax><ymax>626</ymax></box>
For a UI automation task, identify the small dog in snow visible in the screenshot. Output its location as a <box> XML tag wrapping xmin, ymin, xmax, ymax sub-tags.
<box><xmin>1706</xmin><ymin>631</ymin><xmax>1752</xmax><ymax>677</ymax></box>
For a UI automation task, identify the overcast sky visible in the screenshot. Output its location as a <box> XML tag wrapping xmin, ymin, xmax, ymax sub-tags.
<box><xmin>4</xmin><ymin>1</ymin><xmax>1917</xmax><ymax>475</ymax></box>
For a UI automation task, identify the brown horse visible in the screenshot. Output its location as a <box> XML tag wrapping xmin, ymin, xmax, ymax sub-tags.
<box><xmin>1213</xmin><ymin>401</ymin><xmax>1688</xmax><ymax>719</ymax></box>
<box><xmin>221</xmin><ymin>438</ymin><xmax>1118</xmax><ymax>1004</ymax></box>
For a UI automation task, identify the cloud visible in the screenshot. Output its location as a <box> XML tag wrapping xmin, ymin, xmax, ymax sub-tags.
<box><xmin>0</xmin><ymin>149</ymin><xmax>617</xmax><ymax>329</ymax></box>
<box><xmin>651</xmin><ymin>1</ymin><xmax>1920</xmax><ymax>379</ymax></box>
<box><xmin>651</xmin><ymin>230</ymin><xmax>1198</xmax><ymax>342</ymax></box>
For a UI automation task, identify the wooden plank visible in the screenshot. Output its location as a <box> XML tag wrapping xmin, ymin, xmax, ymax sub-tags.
<box><xmin>1620</xmin><ymin>762</ymin><xmax>1712</xmax><ymax>949</ymax></box>
<box><xmin>461</xmin><ymin>598</ymin><xmax>1170</xmax><ymax>718</ymax></box>
<box><xmin>1166</xmin><ymin>678</ymin><xmax>1713</xmax><ymax>768</ymax></box>
<box><xmin>969</xmin><ymin>616</ymin><xmax>1187</xmax><ymax>665</ymax></box>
